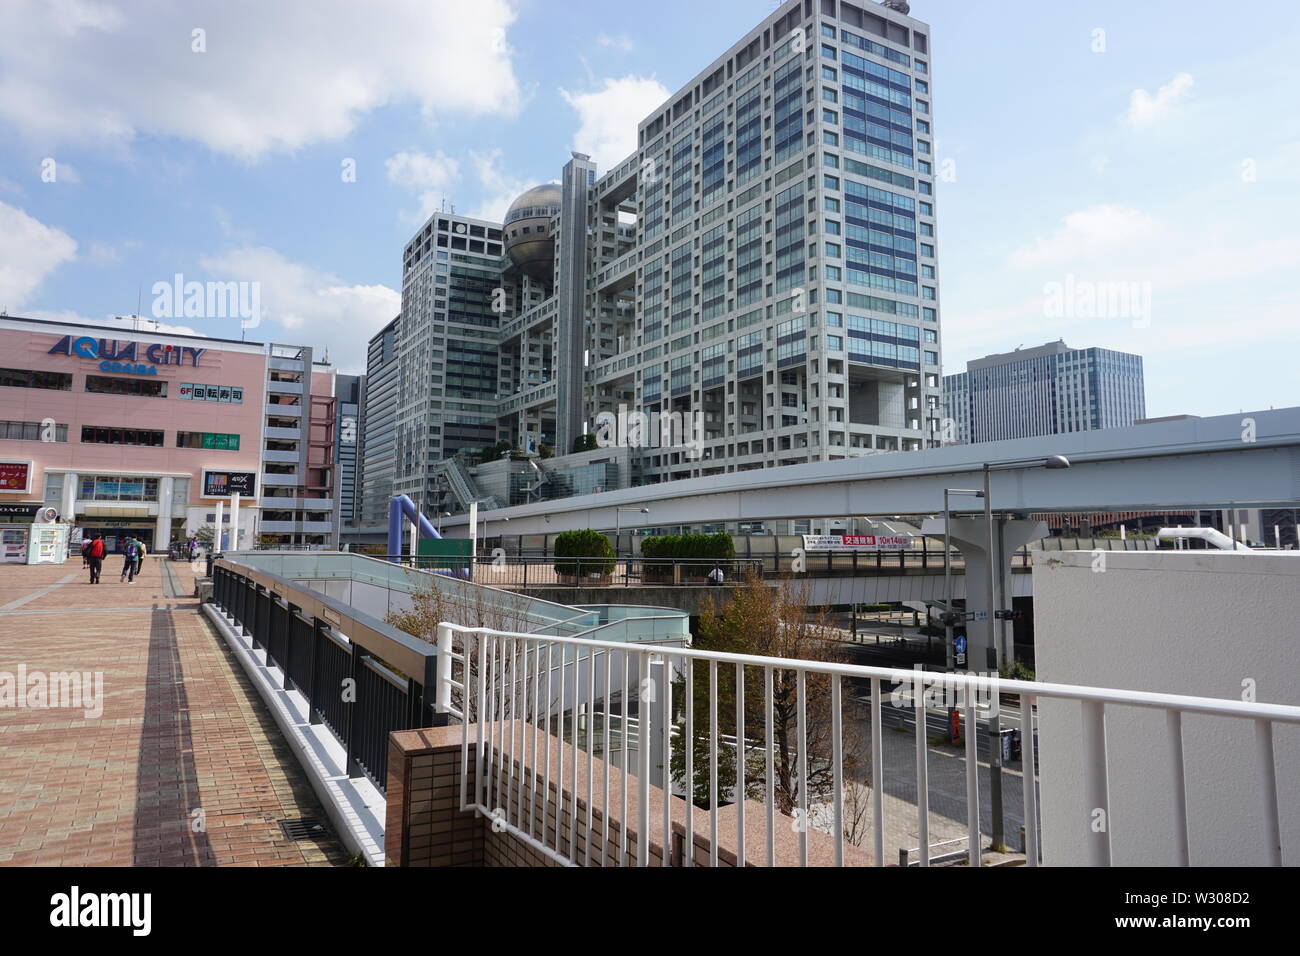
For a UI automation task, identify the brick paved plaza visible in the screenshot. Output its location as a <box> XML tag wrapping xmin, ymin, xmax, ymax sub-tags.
<box><xmin>0</xmin><ymin>558</ymin><xmax>348</xmax><ymax>867</ymax></box>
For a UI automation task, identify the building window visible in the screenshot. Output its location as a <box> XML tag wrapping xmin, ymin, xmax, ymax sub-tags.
<box><xmin>79</xmin><ymin>475</ymin><xmax>161</xmax><ymax>501</ymax></box>
<box><xmin>176</xmin><ymin>431</ymin><xmax>241</xmax><ymax>450</ymax></box>
<box><xmin>0</xmin><ymin>367</ymin><xmax>73</xmax><ymax>391</ymax></box>
<box><xmin>85</xmin><ymin>375</ymin><xmax>169</xmax><ymax>397</ymax></box>
<box><xmin>1</xmin><ymin>420</ymin><xmax>68</xmax><ymax>441</ymax></box>
<box><xmin>80</xmin><ymin>425</ymin><xmax>164</xmax><ymax>447</ymax></box>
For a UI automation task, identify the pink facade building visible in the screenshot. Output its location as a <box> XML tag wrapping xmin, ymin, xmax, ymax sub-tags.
<box><xmin>0</xmin><ymin>316</ymin><xmax>338</xmax><ymax>559</ymax></box>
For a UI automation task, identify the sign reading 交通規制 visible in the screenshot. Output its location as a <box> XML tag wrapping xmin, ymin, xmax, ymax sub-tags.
<box><xmin>800</xmin><ymin>534</ymin><xmax>913</xmax><ymax>551</ymax></box>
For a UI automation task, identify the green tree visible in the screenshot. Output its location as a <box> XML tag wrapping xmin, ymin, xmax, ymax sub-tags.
<box><xmin>670</xmin><ymin>571</ymin><xmax>865</xmax><ymax>815</ymax></box>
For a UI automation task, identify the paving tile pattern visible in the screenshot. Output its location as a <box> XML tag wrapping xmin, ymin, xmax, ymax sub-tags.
<box><xmin>0</xmin><ymin>558</ymin><xmax>349</xmax><ymax>867</ymax></box>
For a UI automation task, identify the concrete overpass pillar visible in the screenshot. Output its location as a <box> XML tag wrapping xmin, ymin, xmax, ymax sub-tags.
<box><xmin>921</xmin><ymin>517</ymin><xmax>1047</xmax><ymax>672</ymax></box>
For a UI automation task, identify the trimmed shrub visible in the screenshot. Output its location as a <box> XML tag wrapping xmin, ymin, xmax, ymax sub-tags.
<box><xmin>640</xmin><ymin>533</ymin><xmax>735</xmax><ymax>576</ymax></box>
<box><xmin>553</xmin><ymin>529</ymin><xmax>615</xmax><ymax>577</ymax></box>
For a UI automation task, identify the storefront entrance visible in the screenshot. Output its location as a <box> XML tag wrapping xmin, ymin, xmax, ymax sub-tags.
<box><xmin>80</xmin><ymin>524</ymin><xmax>155</xmax><ymax>555</ymax></box>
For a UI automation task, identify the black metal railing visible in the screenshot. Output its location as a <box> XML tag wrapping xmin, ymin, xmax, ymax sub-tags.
<box><xmin>210</xmin><ymin>558</ymin><xmax>441</xmax><ymax>793</ymax></box>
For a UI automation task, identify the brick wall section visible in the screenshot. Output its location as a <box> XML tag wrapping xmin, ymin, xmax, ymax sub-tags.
<box><xmin>384</xmin><ymin>727</ymin><xmax>483</xmax><ymax>866</ymax></box>
<box><xmin>387</xmin><ymin>722</ymin><xmax>870</xmax><ymax>867</ymax></box>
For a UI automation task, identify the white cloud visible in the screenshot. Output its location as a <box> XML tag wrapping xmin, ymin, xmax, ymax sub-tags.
<box><xmin>1010</xmin><ymin>205</ymin><xmax>1159</xmax><ymax>269</ymax></box>
<box><xmin>198</xmin><ymin>246</ymin><xmax>398</xmax><ymax>373</ymax></box>
<box><xmin>385</xmin><ymin>150</ymin><xmax>461</xmax><ymax>224</ymax></box>
<box><xmin>0</xmin><ymin>201</ymin><xmax>77</xmax><ymax>309</ymax></box>
<box><xmin>385</xmin><ymin>150</ymin><xmax>460</xmax><ymax>191</ymax></box>
<box><xmin>1127</xmin><ymin>72</ymin><xmax>1194</xmax><ymax>128</ymax></box>
<box><xmin>385</xmin><ymin>147</ymin><xmax>545</xmax><ymax>225</ymax></box>
<box><xmin>595</xmin><ymin>33</ymin><xmax>633</xmax><ymax>53</ymax></box>
<box><xmin>0</xmin><ymin>0</ymin><xmax>521</xmax><ymax>161</ymax></box>
<box><xmin>467</xmin><ymin>149</ymin><xmax>540</xmax><ymax>223</ymax></box>
<box><xmin>42</xmin><ymin>159</ymin><xmax>81</xmax><ymax>184</ymax></box>
<box><xmin>86</xmin><ymin>238</ymin><xmax>139</xmax><ymax>265</ymax></box>
<box><xmin>561</xmin><ymin>75</ymin><xmax>670</xmax><ymax>173</ymax></box>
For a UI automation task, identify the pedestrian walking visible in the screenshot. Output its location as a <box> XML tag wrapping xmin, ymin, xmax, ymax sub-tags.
<box><xmin>134</xmin><ymin>537</ymin><xmax>147</xmax><ymax>577</ymax></box>
<box><xmin>85</xmin><ymin>534</ymin><xmax>105</xmax><ymax>584</ymax></box>
<box><xmin>120</xmin><ymin>537</ymin><xmax>138</xmax><ymax>583</ymax></box>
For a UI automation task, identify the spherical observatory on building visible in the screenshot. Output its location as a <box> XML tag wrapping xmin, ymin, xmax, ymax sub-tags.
<box><xmin>502</xmin><ymin>184</ymin><xmax>562</xmax><ymax>281</ymax></box>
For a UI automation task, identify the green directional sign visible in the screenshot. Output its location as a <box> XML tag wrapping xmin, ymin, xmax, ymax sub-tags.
<box><xmin>417</xmin><ymin>537</ymin><xmax>472</xmax><ymax>570</ymax></box>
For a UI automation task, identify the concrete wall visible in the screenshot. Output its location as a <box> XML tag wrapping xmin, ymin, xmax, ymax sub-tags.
<box><xmin>1033</xmin><ymin>551</ymin><xmax>1300</xmax><ymax>865</ymax></box>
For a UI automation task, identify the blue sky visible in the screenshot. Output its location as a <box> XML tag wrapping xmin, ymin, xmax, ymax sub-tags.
<box><xmin>1</xmin><ymin>0</ymin><xmax>1297</xmax><ymax>417</ymax></box>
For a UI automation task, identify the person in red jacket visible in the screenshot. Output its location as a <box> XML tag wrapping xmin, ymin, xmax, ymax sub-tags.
<box><xmin>85</xmin><ymin>534</ymin><xmax>105</xmax><ymax>584</ymax></box>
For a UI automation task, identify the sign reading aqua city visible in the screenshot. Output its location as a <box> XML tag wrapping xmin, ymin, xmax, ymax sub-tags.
<box><xmin>47</xmin><ymin>335</ymin><xmax>206</xmax><ymax>376</ymax></box>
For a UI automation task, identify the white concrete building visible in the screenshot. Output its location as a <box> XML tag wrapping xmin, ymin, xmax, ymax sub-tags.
<box><xmin>1033</xmin><ymin>550</ymin><xmax>1300</xmax><ymax>865</ymax></box>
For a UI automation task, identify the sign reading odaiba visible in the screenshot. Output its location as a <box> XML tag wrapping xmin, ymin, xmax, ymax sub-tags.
<box><xmin>47</xmin><ymin>335</ymin><xmax>205</xmax><ymax>376</ymax></box>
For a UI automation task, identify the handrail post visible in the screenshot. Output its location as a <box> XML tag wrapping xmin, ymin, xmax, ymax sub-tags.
<box><xmin>434</xmin><ymin>623</ymin><xmax>453</xmax><ymax>723</ymax></box>
<box><xmin>307</xmin><ymin>614</ymin><xmax>322</xmax><ymax>725</ymax></box>
<box><xmin>1081</xmin><ymin>700</ymin><xmax>1111</xmax><ymax>866</ymax></box>
<box><xmin>280</xmin><ymin>598</ymin><xmax>293</xmax><ymax>691</ymax></box>
<box><xmin>421</xmin><ymin>651</ymin><xmax>443</xmax><ymax>728</ymax></box>
<box><xmin>345</xmin><ymin>631</ymin><xmax>364</xmax><ymax>779</ymax></box>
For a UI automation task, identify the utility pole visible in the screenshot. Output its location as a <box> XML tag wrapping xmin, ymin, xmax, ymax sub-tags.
<box><xmin>984</xmin><ymin>463</ymin><xmax>1004</xmax><ymax>851</ymax></box>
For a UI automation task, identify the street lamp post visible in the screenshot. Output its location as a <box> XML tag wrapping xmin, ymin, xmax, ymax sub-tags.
<box><xmin>614</xmin><ymin>507</ymin><xmax>650</xmax><ymax>557</ymax></box>
<box><xmin>981</xmin><ymin>453</ymin><xmax>1069</xmax><ymax>853</ymax></box>
<box><xmin>941</xmin><ymin>488</ymin><xmax>984</xmax><ymax>670</ymax></box>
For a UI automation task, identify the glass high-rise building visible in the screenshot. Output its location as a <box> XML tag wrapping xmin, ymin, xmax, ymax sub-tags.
<box><xmin>359</xmin><ymin>0</ymin><xmax>946</xmax><ymax>520</ymax></box>
<box><xmin>942</xmin><ymin>340</ymin><xmax>1147</xmax><ymax>444</ymax></box>
<box><xmin>358</xmin><ymin>315</ymin><xmax>400</xmax><ymax>526</ymax></box>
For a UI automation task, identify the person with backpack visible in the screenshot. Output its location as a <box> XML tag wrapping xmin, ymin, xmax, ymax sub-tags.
<box><xmin>85</xmin><ymin>534</ymin><xmax>105</xmax><ymax>584</ymax></box>
<box><xmin>120</xmin><ymin>537</ymin><xmax>138</xmax><ymax>583</ymax></box>
<box><xmin>134</xmin><ymin>537</ymin><xmax>147</xmax><ymax>577</ymax></box>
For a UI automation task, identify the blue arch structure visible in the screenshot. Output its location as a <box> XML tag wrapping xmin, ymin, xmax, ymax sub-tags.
<box><xmin>387</xmin><ymin>494</ymin><xmax>442</xmax><ymax>562</ymax></box>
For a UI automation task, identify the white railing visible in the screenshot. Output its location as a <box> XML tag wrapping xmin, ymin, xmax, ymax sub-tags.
<box><xmin>434</xmin><ymin>624</ymin><xmax>1300</xmax><ymax>867</ymax></box>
